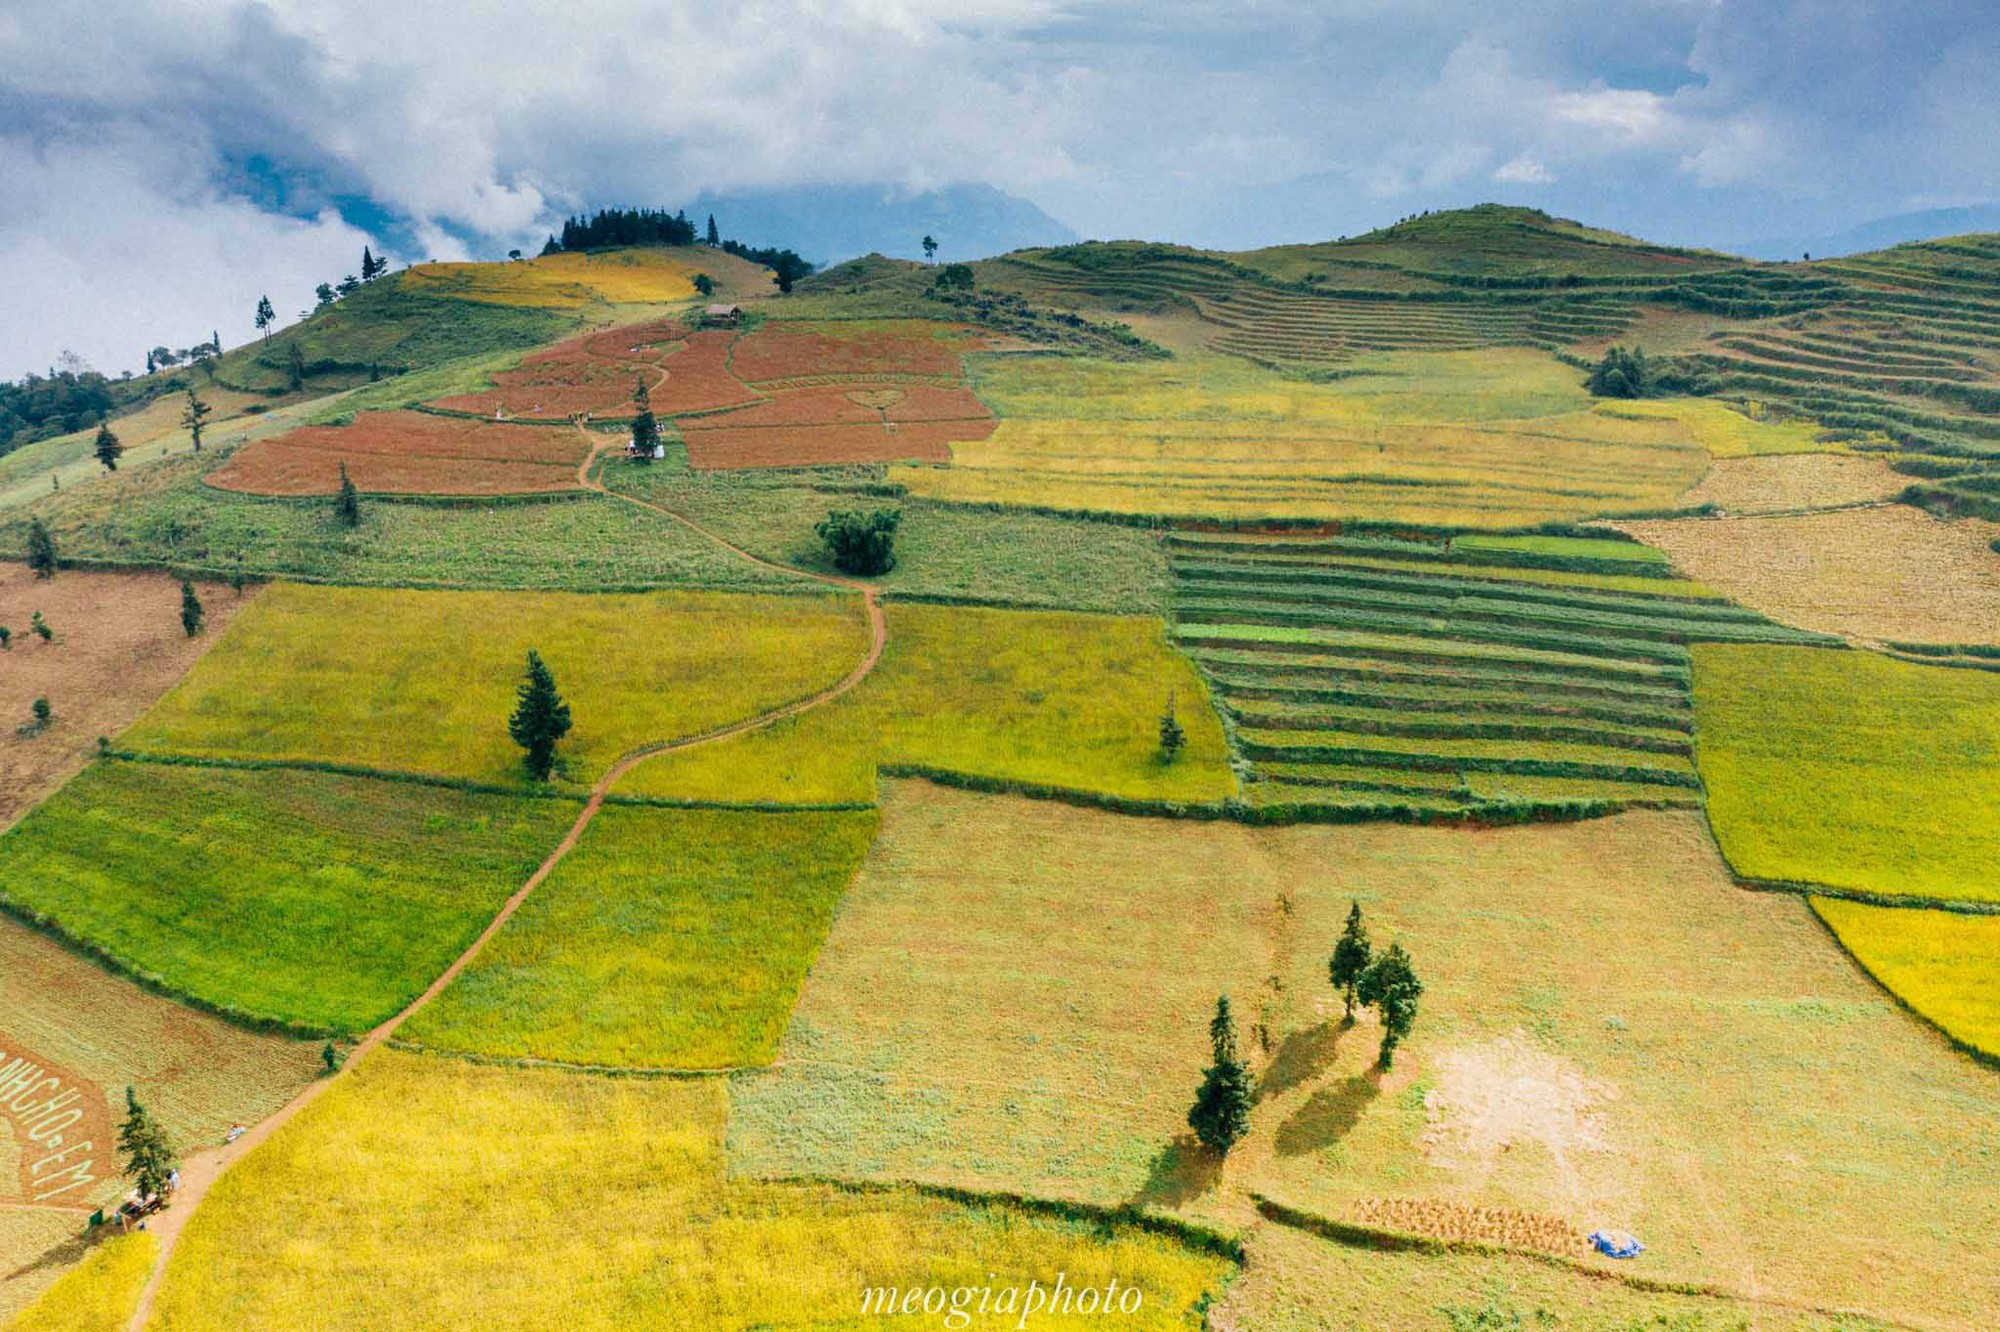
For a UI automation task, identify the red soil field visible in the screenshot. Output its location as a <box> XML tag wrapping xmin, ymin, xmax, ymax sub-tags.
<box><xmin>680</xmin><ymin>385</ymin><xmax>994</xmax><ymax>432</ymax></box>
<box><xmin>208</xmin><ymin>411</ymin><xmax>586</xmax><ymax>496</ymax></box>
<box><xmin>727</xmin><ymin>321</ymin><xmax>979</xmax><ymax>382</ymax></box>
<box><xmin>652</xmin><ymin>331</ymin><xmax>764</xmax><ymax>415</ymax></box>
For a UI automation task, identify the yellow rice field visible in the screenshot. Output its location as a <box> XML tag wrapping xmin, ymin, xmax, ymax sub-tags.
<box><xmin>145</xmin><ymin>1049</ymin><xmax>1231</xmax><ymax>1331</ymax></box>
<box><xmin>400</xmin><ymin>248</ymin><xmax>700</xmax><ymax>307</ymax></box>
<box><xmin>893</xmin><ymin>349</ymin><xmax>1709</xmax><ymax>526</ymax></box>
<box><xmin>1813</xmin><ymin>898</ymin><xmax>2000</xmax><ymax>1059</ymax></box>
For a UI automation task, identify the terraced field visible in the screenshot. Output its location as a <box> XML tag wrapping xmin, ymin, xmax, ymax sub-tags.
<box><xmin>1167</xmin><ymin>531</ymin><xmax>1838</xmax><ymax>815</ymax></box>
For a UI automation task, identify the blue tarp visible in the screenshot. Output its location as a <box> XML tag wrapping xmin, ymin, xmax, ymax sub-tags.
<box><xmin>1588</xmin><ymin>1230</ymin><xmax>1645</xmax><ymax>1259</ymax></box>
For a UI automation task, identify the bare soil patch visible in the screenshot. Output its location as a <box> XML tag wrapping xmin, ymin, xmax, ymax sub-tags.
<box><xmin>0</xmin><ymin>564</ymin><xmax>254</xmax><ymax>830</ymax></box>
<box><xmin>1619</xmin><ymin>505</ymin><xmax>2000</xmax><ymax>644</ymax></box>
<box><xmin>1674</xmin><ymin>453</ymin><xmax>1907</xmax><ymax>514</ymax></box>
<box><xmin>727</xmin><ymin>320</ymin><xmax>981</xmax><ymax>383</ymax></box>
<box><xmin>207</xmin><ymin>412</ymin><xmax>586</xmax><ymax>497</ymax></box>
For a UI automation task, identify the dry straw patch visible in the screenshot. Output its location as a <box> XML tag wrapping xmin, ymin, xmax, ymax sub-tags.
<box><xmin>1672</xmin><ymin>453</ymin><xmax>1908</xmax><ymax>514</ymax></box>
<box><xmin>1620</xmin><ymin>505</ymin><xmax>2000</xmax><ymax>644</ymax></box>
<box><xmin>0</xmin><ymin>563</ymin><xmax>254</xmax><ymax>830</ymax></box>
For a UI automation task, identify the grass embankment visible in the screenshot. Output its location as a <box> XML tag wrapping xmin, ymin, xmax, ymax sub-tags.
<box><xmin>0</xmin><ymin>449</ymin><xmax>810</xmax><ymax>593</ymax></box>
<box><xmin>124</xmin><ymin>583</ymin><xmax>866</xmax><ymax>788</ymax></box>
<box><xmin>618</xmin><ymin>602</ymin><xmax>1234</xmax><ymax>805</ymax></box>
<box><xmin>1813</xmin><ymin>899</ymin><xmax>2000</xmax><ymax>1059</ymax></box>
<box><xmin>733</xmin><ymin>783</ymin><xmax>2000</xmax><ymax>1328</ymax></box>
<box><xmin>0</xmin><ymin>763</ymin><xmax>577</xmax><ymax>1032</ymax></box>
<box><xmin>4</xmin><ymin>1232</ymin><xmax>156</xmax><ymax>1332</ymax></box>
<box><xmin>893</xmin><ymin>349</ymin><xmax>1712</xmax><ymax>527</ymax></box>
<box><xmin>1169</xmin><ymin>532</ymin><xmax>1830</xmax><ymax>813</ymax></box>
<box><xmin>147</xmin><ymin>1050</ymin><xmax>1233</xmax><ymax>1331</ymax></box>
<box><xmin>1693</xmin><ymin>644</ymin><xmax>1999</xmax><ymax>904</ymax></box>
<box><xmin>404</xmin><ymin>808</ymin><xmax>879</xmax><ymax>1068</ymax></box>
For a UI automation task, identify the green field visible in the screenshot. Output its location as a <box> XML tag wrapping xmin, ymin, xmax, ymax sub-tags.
<box><xmin>1170</xmin><ymin>531</ymin><xmax>1829</xmax><ymax>813</ymax></box>
<box><xmin>1694</xmin><ymin>645</ymin><xmax>2000</xmax><ymax>903</ymax></box>
<box><xmin>147</xmin><ymin>1049</ymin><xmax>1233</xmax><ymax>1331</ymax></box>
<box><xmin>620</xmin><ymin>601</ymin><xmax>1235</xmax><ymax>804</ymax></box>
<box><xmin>0</xmin><ymin>762</ymin><xmax>575</xmax><ymax>1031</ymax></box>
<box><xmin>0</xmin><ymin>449</ymin><xmax>812</xmax><ymax>593</ymax></box>
<box><xmin>125</xmin><ymin>583</ymin><xmax>866</xmax><ymax>787</ymax></box>
<box><xmin>404</xmin><ymin>807</ymin><xmax>879</xmax><ymax>1068</ymax></box>
<box><xmin>597</xmin><ymin>459</ymin><xmax>1174</xmax><ymax>613</ymax></box>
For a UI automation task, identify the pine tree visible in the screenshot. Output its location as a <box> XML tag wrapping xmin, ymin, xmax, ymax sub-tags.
<box><xmin>182</xmin><ymin>387</ymin><xmax>212</xmax><ymax>451</ymax></box>
<box><xmin>1356</xmin><ymin>941</ymin><xmax>1423</xmax><ymax>1069</ymax></box>
<box><xmin>508</xmin><ymin>649</ymin><xmax>573</xmax><ymax>780</ymax></box>
<box><xmin>287</xmin><ymin>341</ymin><xmax>306</xmax><ymax>391</ymax></box>
<box><xmin>706</xmin><ymin>214</ymin><xmax>720</xmax><ymax>246</ymax></box>
<box><xmin>94</xmin><ymin>423</ymin><xmax>123</xmax><ymax>472</ymax></box>
<box><xmin>1159</xmin><ymin>691</ymin><xmax>1186</xmax><ymax>763</ymax></box>
<box><xmin>1187</xmin><ymin>995</ymin><xmax>1255</xmax><ymax>1154</ymax></box>
<box><xmin>180</xmin><ymin>580</ymin><xmax>204</xmax><ymax>637</ymax></box>
<box><xmin>922</xmin><ymin>234</ymin><xmax>939</xmax><ymax>264</ymax></box>
<box><xmin>1328</xmin><ymin>900</ymin><xmax>1373</xmax><ymax>1022</ymax></box>
<box><xmin>361</xmin><ymin>245</ymin><xmax>381</xmax><ymax>281</ymax></box>
<box><xmin>255</xmin><ymin>295</ymin><xmax>276</xmax><ymax>341</ymax></box>
<box><xmin>145</xmin><ymin>350</ymin><xmax>157</xmax><ymax>374</ymax></box>
<box><xmin>118</xmin><ymin>1086</ymin><xmax>177</xmax><ymax>1199</ymax></box>
<box><xmin>630</xmin><ymin>377</ymin><xmax>660</xmax><ymax>464</ymax></box>
<box><xmin>25</xmin><ymin>517</ymin><xmax>56</xmax><ymax>578</ymax></box>
<box><xmin>336</xmin><ymin>462</ymin><xmax>361</xmax><ymax>527</ymax></box>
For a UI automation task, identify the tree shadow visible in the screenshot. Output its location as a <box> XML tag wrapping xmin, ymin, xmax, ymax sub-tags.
<box><xmin>5</xmin><ymin>1227</ymin><xmax>98</xmax><ymax>1283</ymax></box>
<box><xmin>1130</xmin><ymin>1132</ymin><xmax>1224</xmax><ymax>1208</ymax></box>
<box><xmin>1258</xmin><ymin>1020</ymin><xmax>1349</xmax><ymax>1102</ymax></box>
<box><xmin>1274</xmin><ymin>1073</ymin><xmax>1381</xmax><ymax>1157</ymax></box>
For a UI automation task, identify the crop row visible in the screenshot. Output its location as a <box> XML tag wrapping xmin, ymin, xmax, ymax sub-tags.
<box><xmin>1185</xmin><ymin>646</ymin><xmax>1692</xmax><ymax>706</ymax></box>
<box><xmin>1176</xmin><ymin>623</ymin><xmax>1690</xmax><ymax>684</ymax></box>
<box><xmin>1176</xmin><ymin>597</ymin><xmax>1697</xmax><ymax>666</ymax></box>
<box><xmin>1210</xmin><ymin>673</ymin><xmax>1691</xmax><ymax>731</ymax></box>
<box><xmin>1224</xmin><ymin>698</ymin><xmax>1693</xmax><ymax>755</ymax></box>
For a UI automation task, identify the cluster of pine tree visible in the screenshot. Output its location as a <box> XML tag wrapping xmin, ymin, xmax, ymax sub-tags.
<box><xmin>0</xmin><ymin>368</ymin><xmax>117</xmax><ymax>456</ymax></box>
<box><xmin>1188</xmin><ymin>901</ymin><xmax>1424</xmax><ymax>1158</ymax></box>
<box><xmin>1586</xmin><ymin>345</ymin><xmax>1652</xmax><ymax>398</ymax></box>
<box><xmin>555</xmin><ymin>208</ymin><xmax>699</xmax><ymax>251</ymax></box>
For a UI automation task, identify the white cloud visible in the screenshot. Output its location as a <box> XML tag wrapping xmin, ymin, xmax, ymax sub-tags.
<box><xmin>1493</xmin><ymin>154</ymin><xmax>1554</xmax><ymax>184</ymax></box>
<box><xmin>0</xmin><ymin>135</ymin><xmax>376</xmax><ymax>377</ymax></box>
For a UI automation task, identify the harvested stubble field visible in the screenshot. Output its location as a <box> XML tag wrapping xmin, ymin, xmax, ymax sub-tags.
<box><xmin>1619</xmin><ymin>505</ymin><xmax>2000</xmax><ymax>644</ymax></box>
<box><xmin>1166</xmin><ymin>531</ymin><xmax>1829</xmax><ymax>813</ymax></box>
<box><xmin>1813</xmin><ymin>898</ymin><xmax>2000</xmax><ymax>1059</ymax></box>
<box><xmin>730</xmin><ymin>784</ymin><xmax>2000</xmax><ymax>1326</ymax></box>
<box><xmin>124</xmin><ymin>583</ymin><xmax>867</xmax><ymax>788</ymax></box>
<box><xmin>895</xmin><ymin>349</ymin><xmax>1711</xmax><ymax>525</ymax></box>
<box><xmin>430</xmin><ymin>320</ymin><xmax>742</xmax><ymax>421</ymax></box>
<box><xmin>206</xmin><ymin>410</ymin><xmax>586</xmax><ymax>497</ymax></box>
<box><xmin>145</xmin><ymin>1049</ymin><xmax>1231</xmax><ymax>1332</ymax></box>
<box><xmin>617</xmin><ymin>602</ymin><xmax>1234</xmax><ymax>805</ymax></box>
<box><xmin>1693</xmin><ymin>644</ymin><xmax>1999</xmax><ymax>903</ymax></box>
<box><xmin>0</xmin><ymin>563</ymin><xmax>251</xmax><ymax>830</ymax></box>
<box><xmin>398</xmin><ymin>247</ymin><xmax>699</xmax><ymax>308</ymax></box>
<box><xmin>0</xmin><ymin>914</ymin><xmax>314</xmax><ymax>1317</ymax></box>
<box><xmin>404</xmin><ymin>807</ymin><xmax>879</xmax><ymax>1069</ymax></box>
<box><xmin>0</xmin><ymin>762</ymin><xmax>578</xmax><ymax>1032</ymax></box>
<box><xmin>1669</xmin><ymin>452</ymin><xmax>1908</xmax><ymax>514</ymax></box>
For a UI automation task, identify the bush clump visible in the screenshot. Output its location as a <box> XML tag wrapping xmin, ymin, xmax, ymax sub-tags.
<box><xmin>815</xmin><ymin>507</ymin><xmax>902</xmax><ymax>576</ymax></box>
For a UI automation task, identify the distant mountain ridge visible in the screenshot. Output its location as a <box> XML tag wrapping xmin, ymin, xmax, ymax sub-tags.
<box><xmin>683</xmin><ymin>183</ymin><xmax>1077</xmax><ymax>268</ymax></box>
<box><xmin>1729</xmin><ymin>205</ymin><xmax>2000</xmax><ymax>261</ymax></box>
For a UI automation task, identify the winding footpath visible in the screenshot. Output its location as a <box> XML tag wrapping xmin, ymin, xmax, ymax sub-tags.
<box><xmin>125</xmin><ymin>426</ymin><xmax>885</xmax><ymax>1331</ymax></box>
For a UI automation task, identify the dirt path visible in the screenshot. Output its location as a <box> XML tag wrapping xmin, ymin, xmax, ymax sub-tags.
<box><xmin>125</xmin><ymin>429</ymin><xmax>884</xmax><ymax>1331</ymax></box>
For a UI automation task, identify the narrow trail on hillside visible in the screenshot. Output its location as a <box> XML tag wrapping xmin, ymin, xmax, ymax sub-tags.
<box><xmin>125</xmin><ymin>428</ymin><xmax>885</xmax><ymax>1332</ymax></box>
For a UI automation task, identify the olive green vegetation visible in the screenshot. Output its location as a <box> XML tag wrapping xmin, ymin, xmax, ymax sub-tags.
<box><xmin>1449</xmin><ymin>533</ymin><xmax>1667</xmax><ymax>563</ymax></box>
<box><xmin>1693</xmin><ymin>644</ymin><xmax>2000</xmax><ymax>903</ymax></box>
<box><xmin>620</xmin><ymin>602</ymin><xmax>1234</xmax><ymax>805</ymax></box>
<box><xmin>0</xmin><ymin>762</ymin><xmax>575</xmax><ymax>1033</ymax></box>
<box><xmin>404</xmin><ymin>808</ymin><xmax>879</xmax><ymax>1069</ymax></box>
<box><xmin>305</xmin><ymin>346</ymin><xmax>534</xmax><ymax>422</ymax></box>
<box><xmin>209</xmin><ymin>278</ymin><xmax>569</xmax><ymax>395</ymax></box>
<box><xmin>0</xmin><ymin>448</ymin><xmax>811</xmax><ymax>593</ymax></box>
<box><xmin>125</xmin><ymin>583</ymin><xmax>867</xmax><ymax>788</ymax></box>
<box><xmin>597</xmin><ymin>457</ymin><xmax>1173</xmax><ymax>613</ymax></box>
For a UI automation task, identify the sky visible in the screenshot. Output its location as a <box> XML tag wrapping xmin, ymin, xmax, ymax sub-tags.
<box><xmin>2</xmin><ymin>0</ymin><xmax>1995</xmax><ymax>377</ymax></box>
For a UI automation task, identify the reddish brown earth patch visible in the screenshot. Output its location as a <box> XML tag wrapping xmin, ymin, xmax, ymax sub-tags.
<box><xmin>0</xmin><ymin>1036</ymin><xmax>113</xmax><ymax>1207</ymax></box>
<box><xmin>0</xmin><ymin>564</ymin><xmax>254</xmax><ymax>830</ymax></box>
<box><xmin>207</xmin><ymin>412</ymin><xmax>586</xmax><ymax>496</ymax></box>
<box><xmin>727</xmin><ymin>321</ymin><xmax>982</xmax><ymax>382</ymax></box>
